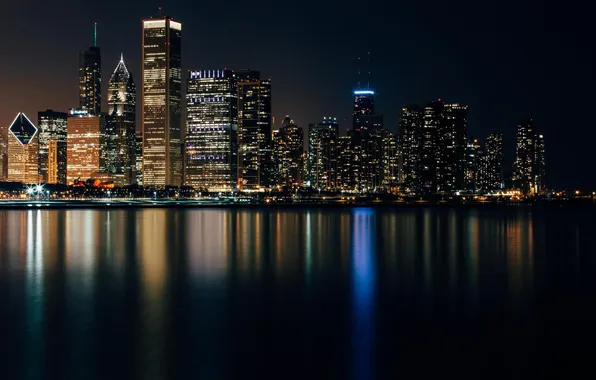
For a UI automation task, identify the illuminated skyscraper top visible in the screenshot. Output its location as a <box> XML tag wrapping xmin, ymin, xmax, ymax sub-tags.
<box><xmin>142</xmin><ymin>16</ymin><xmax>182</xmax><ymax>186</ymax></box>
<box><xmin>79</xmin><ymin>22</ymin><xmax>101</xmax><ymax>115</ymax></box>
<box><xmin>353</xmin><ymin>90</ymin><xmax>375</xmax><ymax>115</ymax></box>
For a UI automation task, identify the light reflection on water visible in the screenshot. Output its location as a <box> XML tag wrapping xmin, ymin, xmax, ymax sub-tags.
<box><xmin>0</xmin><ymin>206</ymin><xmax>595</xmax><ymax>379</ymax></box>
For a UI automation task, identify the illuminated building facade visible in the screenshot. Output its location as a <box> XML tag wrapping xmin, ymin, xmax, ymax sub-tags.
<box><xmin>142</xmin><ymin>17</ymin><xmax>182</xmax><ymax>186</ymax></box>
<box><xmin>79</xmin><ymin>25</ymin><xmax>101</xmax><ymax>115</ymax></box>
<box><xmin>351</xmin><ymin>89</ymin><xmax>384</xmax><ymax>191</ymax></box>
<box><xmin>38</xmin><ymin>110</ymin><xmax>67</xmax><ymax>184</ymax></box>
<box><xmin>337</xmin><ymin>136</ymin><xmax>358</xmax><ymax>191</ymax></box>
<box><xmin>534</xmin><ymin>134</ymin><xmax>546</xmax><ymax>194</ymax></box>
<box><xmin>0</xmin><ymin>124</ymin><xmax>8</xmax><ymax>180</ymax></box>
<box><xmin>237</xmin><ymin>70</ymin><xmax>273</xmax><ymax>191</ymax></box>
<box><xmin>66</xmin><ymin>111</ymin><xmax>105</xmax><ymax>184</ymax></box>
<box><xmin>47</xmin><ymin>140</ymin><xmax>59</xmax><ymax>184</ymax></box>
<box><xmin>420</xmin><ymin>101</ymin><xmax>442</xmax><ymax>193</ymax></box>
<box><xmin>398</xmin><ymin>105</ymin><xmax>423</xmax><ymax>191</ymax></box>
<box><xmin>465</xmin><ymin>138</ymin><xmax>481</xmax><ymax>190</ymax></box>
<box><xmin>135</xmin><ymin>135</ymin><xmax>143</xmax><ymax>185</ymax></box>
<box><xmin>185</xmin><ymin>69</ymin><xmax>238</xmax><ymax>191</ymax></box>
<box><xmin>439</xmin><ymin>103</ymin><xmax>468</xmax><ymax>192</ymax></box>
<box><xmin>107</xmin><ymin>55</ymin><xmax>137</xmax><ymax>185</ymax></box>
<box><xmin>514</xmin><ymin>119</ymin><xmax>536</xmax><ymax>194</ymax></box>
<box><xmin>381</xmin><ymin>128</ymin><xmax>399</xmax><ymax>187</ymax></box>
<box><xmin>7</xmin><ymin>113</ymin><xmax>39</xmax><ymax>184</ymax></box>
<box><xmin>484</xmin><ymin>133</ymin><xmax>504</xmax><ymax>190</ymax></box>
<box><xmin>307</xmin><ymin>117</ymin><xmax>339</xmax><ymax>190</ymax></box>
<box><xmin>275</xmin><ymin>116</ymin><xmax>304</xmax><ymax>188</ymax></box>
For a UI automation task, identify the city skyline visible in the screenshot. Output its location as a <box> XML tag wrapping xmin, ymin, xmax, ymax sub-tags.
<box><xmin>0</xmin><ymin>1</ymin><xmax>592</xmax><ymax>188</ymax></box>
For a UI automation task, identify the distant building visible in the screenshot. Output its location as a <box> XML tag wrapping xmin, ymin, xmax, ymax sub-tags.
<box><xmin>7</xmin><ymin>113</ymin><xmax>39</xmax><ymax>184</ymax></box>
<box><xmin>465</xmin><ymin>138</ymin><xmax>481</xmax><ymax>191</ymax></box>
<box><xmin>142</xmin><ymin>16</ymin><xmax>182</xmax><ymax>186</ymax></box>
<box><xmin>337</xmin><ymin>135</ymin><xmax>358</xmax><ymax>191</ymax></box>
<box><xmin>38</xmin><ymin>110</ymin><xmax>67</xmax><ymax>184</ymax></box>
<box><xmin>185</xmin><ymin>69</ymin><xmax>238</xmax><ymax>192</ymax></box>
<box><xmin>66</xmin><ymin>110</ymin><xmax>105</xmax><ymax>184</ymax></box>
<box><xmin>79</xmin><ymin>24</ymin><xmax>101</xmax><ymax>115</ymax></box>
<box><xmin>484</xmin><ymin>133</ymin><xmax>504</xmax><ymax>190</ymax></box>
<box><xmin>420</xmin><ymin>101</ymin><xmax>443</xmax><ymax>194</ymax></box>
<box><xmin>47</xmin><ymin>140</ymin><xmax>59</xmax><ymax>184</ymax></box>
<box><xmin>237</xmin><ymin>70</ymin><xmax>273</xmax><ymax>191</ymax></box>
<box><xmin>439</xmin><ymin>103</ymin><xmax>468</xmax><ymax>192</ymax></box>
<box><xmin>275</xmin><ymin>116</ymin><xmax>304</xmax><ymax>188</ymax></box>
<box><xmin>534</xmin><ymin>134</ymin><xmax>546</xmax><ymax>194</ymax></box>
<box><xmin>307</xmin><ymin>117</ymin><xmax>339</xmax><ymax>190</ymax></box>
<box><xmin>135</xmin><ymin>134</ymin><xmax>143</xmax><ymax>186</ymax></box>
<box><xmin>381</xmin><ymin>128</ymin><xmax>399</xmax><ymax>187</ymax></box>
<box><xmin>0</xmin><ymin>124</ymin><xmax>8</xmax><ymax>180</ymax></box>
<box><xmin>398</xmin><ymin>105</ymin><xmax>423</xmax><ymax>192</ymax></box>
<box><xmin>106</xmin><ymin>55</ymin><xmax>136</xmax><ymax>185</ymax></box>
<box><xmin>351</xmin><ymin>89</ymin><xmax>384</xmax><ymax>191</ymax></box>
<box><xmin>514</xmin><ymin>119</ymin><xmax>536</xmax><ymax>194</ymax></box>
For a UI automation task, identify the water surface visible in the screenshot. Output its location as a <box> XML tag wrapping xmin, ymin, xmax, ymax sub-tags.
<box><xmin>0</xmin><ymin>206</ymin><xmax>595</xmax><ymax>379</ymax></box>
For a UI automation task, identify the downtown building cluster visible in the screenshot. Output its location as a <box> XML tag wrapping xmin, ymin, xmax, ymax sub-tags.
<box><xmin>0</xmin><ymin>16</ymin><xmax>547</xmax><ymax>197</ymax></box>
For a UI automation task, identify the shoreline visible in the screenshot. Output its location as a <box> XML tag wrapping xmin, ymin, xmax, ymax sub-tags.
<box><xmin>0</xmin><ymin>199</ymin><xmax>593</xmax><ymax>210</ymax></box>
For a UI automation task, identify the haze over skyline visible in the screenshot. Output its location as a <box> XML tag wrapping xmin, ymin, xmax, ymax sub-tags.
<box><xmin>1</xmin><ymin>0</ymin><xmax>593</xmax><ymax>188</ymax></box>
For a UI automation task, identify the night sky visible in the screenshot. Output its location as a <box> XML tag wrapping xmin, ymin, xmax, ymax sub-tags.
<box><xmin>1</xmin><ymin>0</ymin><xmax>593</xmax><ymax>188</ymax></box>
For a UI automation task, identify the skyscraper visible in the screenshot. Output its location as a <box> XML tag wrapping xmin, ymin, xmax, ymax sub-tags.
<box><xmin>185</xmin><ymin>69</ymin><xmax>238</xmax><ymax>192</ymax></box>
<box><xmin>421</xmin><ymin>101</ymin><xmax>443</xmax><ymax>194</ymax></box>
<box><xmin>398</xmin><ymin>105</ymin><xmax>423</xmax><ymax>192</ymax></box>
<box><xmin>67</xmin><ymin>110</ymin><xmax>105</xmax><ymax>184</ymax></box>
<box><xmin>514</xmin><ymin>119</ymin><xmax>536</xmax><ymax>194</ymax></box>
<box><xmin>237</xmin><ymin>70</ymin><xmax>273</xmax><ymax>191</ymax></box>
<box><xmin>381</xmin><ymin>128</ymin><xmax>399</xmax><ymax>187</ymax></box>
<box><xmin>534</xmin><ymin>134</ymin><xmax>547</xmax><ymax>195</ymax></box>
<box><xmin>7</xmin><ymin>113</ymin><xmax>39</xmax><ymax>184</ymax></box>
<box><xmin>351</xmin><ymin>89</ymin><xmax>384</xmax><ymax>191</ymax></box>
<box><xmin>439</xmin><ymin>103</ymin><xmax>468</xmax><ymax>192</ymax></box>
<box><xmin>275</xmin><ymin>116</ymin><xmax>304</xmax><ymax>188</ymax></box>
<box><xmin>142</xmin><ymin>16</ymin><xmax>182</xmax><ymax>186</ymax></box>
<box><xmin>79</xmin><ymin>23</ymin><xmax>101</xmax><ymax>115</ymax></box>
<box><xmin>0</xmin><ymin>124</ymin><xmax>8</xmax><ymax>181</ymax></box>
<box><xmin>107</xmin><ymin>54</ymin><xmax>136</xmax><ymax>185</ymax></box>
<box><xmin>465</xmin><ymin>138</ymin><xmax>481</xmax><ymax>191</ymax></box>
<box><xmin>337</xmin><ymin>135</ymin><xmax>358</xmax><ymax>191</ymax></box>
<box><xmin>484</xmin><ymin>133</ymin><xmax>504</xmax><ymax>190</ymax></box>
<box><xmin>307</xmin><ymin>117</ymin><xmax>339</xmax><ymax>190</ymax></box>
<box><xmin>38</xmin><ymin>110</ymin><xmax>67</xmax><ymax>184</ymax></box>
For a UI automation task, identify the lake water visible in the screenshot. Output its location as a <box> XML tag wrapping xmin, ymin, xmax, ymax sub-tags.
<box><xmin>1</xmin><ymin>206</ymin><xmax>595</xmax><ymax>379</ymax></box>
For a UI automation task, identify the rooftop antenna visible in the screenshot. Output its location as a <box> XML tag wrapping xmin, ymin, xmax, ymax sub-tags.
<box><xmin>120</xmin><ymin>52</ymin><xmax>124</xmax><ymax>63</ymax></box>
<box><xmin>158</xmin><ymin>6</ymin><xmax>162</xmax><ymax>17</ymax></box>
<box><xmin>93</xmin><ymin>22</ymin><xmax>97</xmax><ymax>47</ymax></box>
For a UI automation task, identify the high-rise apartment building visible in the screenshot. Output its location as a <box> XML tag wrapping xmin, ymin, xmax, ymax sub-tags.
<box><xmin>79</xmin><ymin>24</ymin><xmax>101</xmax><ymax>115</ymax></box>
<box><xmin>237</xmin><ymin>70</ymin><xmax>273</xmax><ymax>191</ymax></box>
<box><xmin>7</xmin><ymin>113</ymin><xmax>39</xmax><ymax>184</ymax></box>
<box><xmin>107</xmin><ymin>55</ymin><xmax>136</xmax><ymax>185</ymax></box>
<box><xmin>398</xmin><ymin>105</ymin><xmax>423</xmax><ymax>192</ymax></box>
<box><xmin>337</xmin><ymin>136</ymin><xmax>358</xmax><ymax>191</ymax></box>
<box><xmin>38</xmin><ymin>110</ymin><xmax>67</xmax><ymax>184</ymax></box>
<box><xmin>420</xmin><ymin>101</ymin><xmax>442</xmax><ymax>193</ymax></box>
<box><xmin>0</xmin><ymin>124</ymin><xmax>8</xmax><ymax>180</ymax></box>
<box><xmin>351</xmin><ymin>89</ymin><xmax>384</xmax><ymax>191</ymax></box>
<box><xmin>275</xmin><ymin>116</ymin><xmax>304</xmax><ymax>188</ymax></box>
<box><xmin>66</xmin><ymin>110</ymin><xmax>105</xmax><ymax>184</ymax></box>
<box><xmin>142</xmin><ymin>16</ymin><xmax>182</xmax><ymax>186</ymax></box>
<box><xmin>514</xmin><ymin>119</ymin><xmax>536</xmax><ymax>194</ymax></box>
<box><xmin>484</xmin><ymin>133</ymin><xmax>504</xmax><ymax>190</ymax></box>
<box><xmin>185</xmin><ymin>69</ymin><xmax>238</xmax><ymax>192</ymax></box>
<box><xmin>465</xmin><ymin>138</ymin><xmax>481</xmax><ymax>191</ymax></box>
<box><xmin>381</xmin><ymin>128</ymin><xmax>399</xmax><ymax>187</ymax></box>
<box><xmin>439</xmin><ymin>103</ymin><xmax>468</xmax><ymax>192</ymax></box>
<box><xmin>534</xmin><ymin>134</ymin><xmax>547</xmax><ymax>195</ymax></box>
<box><xmin>307</xmin><ymin>117</ymin><xmax>339</xmax><ymax>190</ymax></box>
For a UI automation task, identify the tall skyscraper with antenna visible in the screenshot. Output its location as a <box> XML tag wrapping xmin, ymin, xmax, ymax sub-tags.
<box><xmin>79</xmin><ymin>23</ymin><xmax>101</xmax><ymax>115</ymax></box>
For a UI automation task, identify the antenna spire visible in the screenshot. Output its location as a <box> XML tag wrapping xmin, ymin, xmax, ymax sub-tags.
<box><xmin>120</xmin><ymin>52</ymin><xmax>124</xmax><ymax>63</ymax></box>
<box><xmin>357</xmin><ymin>55</ymin><xmax>361</xmax><ymax>89</ymax></box>
<box><xmin>158</xmin><ymin>6</ymin><xmax>162</xmax><ymax>17</ymax></box>
<box><xmin>93</xmin><ymin>22</ymin><xmax>97</xmax><ymax>47</ymax></box>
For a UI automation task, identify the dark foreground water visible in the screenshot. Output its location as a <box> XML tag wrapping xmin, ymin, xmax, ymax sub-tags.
<box><xmin>1</xmin><ymin>206</ymin><xmax>595</xmax><ymax>379</ymax></box>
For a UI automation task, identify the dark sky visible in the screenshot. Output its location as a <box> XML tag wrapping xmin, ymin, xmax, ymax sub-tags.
<box><xmin>1</xmin><ymin>0</ymin><xmax>593</xmax><ymax>188</ymax></box>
